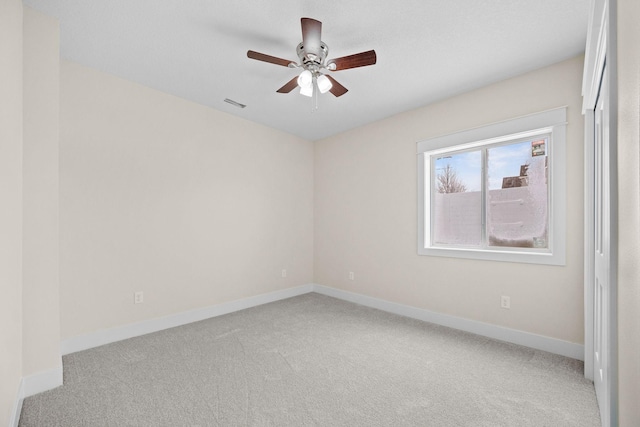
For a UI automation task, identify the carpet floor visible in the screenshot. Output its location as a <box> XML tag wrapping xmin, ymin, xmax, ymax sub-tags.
<box><xmin>19</xmin><ymin>293</ymin><xmax>601</xmax><ymax>426</ymax></box>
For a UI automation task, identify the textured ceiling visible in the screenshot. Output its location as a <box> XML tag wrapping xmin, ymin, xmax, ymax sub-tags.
<box><xmin>24</xmin><ymin>0</ymin><xmax>590</xmax><ymax>141</ymax></box>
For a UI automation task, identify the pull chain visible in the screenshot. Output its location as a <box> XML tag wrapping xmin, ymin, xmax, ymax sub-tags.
<box><xmin>311</xmin><ymin>76</ymin><xmax>318</xmax><ymax>112</ymax></box>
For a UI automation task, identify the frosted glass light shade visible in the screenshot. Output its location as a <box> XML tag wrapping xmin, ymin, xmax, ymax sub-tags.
<box><xmin>300</xmin><ymin>85</ymin><xmax>313</xmax><ymax>97</ymax></box>
<box><xmin>297</xmin><ymin>70</ymin><xmax>313</xmax><ymax>88</ymax></box>
<box><xmin>317</xmin><ymin>74</ymin><xmax>333</xmax><ymax>94</ymax></box>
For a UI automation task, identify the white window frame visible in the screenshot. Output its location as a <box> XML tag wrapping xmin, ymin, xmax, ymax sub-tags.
<box><xmin>417</xmin><ymin>107</ymin><xmax>567</xmax><ymax>265</ymax></box>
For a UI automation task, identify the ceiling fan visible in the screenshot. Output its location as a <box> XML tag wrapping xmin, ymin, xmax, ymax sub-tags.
<box><xmin>247</xmin><ymin>18</ymin><xmax>377</xmax><ymax>99</ymax></box>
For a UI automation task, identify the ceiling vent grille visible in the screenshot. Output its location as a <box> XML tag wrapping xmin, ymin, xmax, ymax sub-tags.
<box><xmin>224</xmin><ymin>98</ymin><xmax>246</xmax><ymax>108</ymax></box>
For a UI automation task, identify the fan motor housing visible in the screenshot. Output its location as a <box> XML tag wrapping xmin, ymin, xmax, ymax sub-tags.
<box><xmin>297</xmin><ymin>42</ymin><xmax>329</xmax><ymax>70</ymax></box>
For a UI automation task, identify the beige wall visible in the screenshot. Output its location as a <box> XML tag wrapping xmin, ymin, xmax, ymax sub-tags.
<box><xmin>315</xmin><ymin>56</ymin><xmax>585</xmax><ymax>344</ymax></box>
<box><xmin>59</xmin><ymin>61</ymin><xmax>314</xmax><ymax>339</ymax></box>
<box><xmin>617</xmin><ymin>0</ymin><xmax>640</xmax><ymax>424</ymax></box>
<box><xmin>22</xmin><ymin>6</ymin><xmax>62</xmax><ymax>379</ymax></box>
<box><xmin>0</xmin><ymin>4</ymin><xmax>62</xmax><ymax>421</ymax></box>
<box><xmin>0</xmin><ymin>0</ymin><xmax>24</xmax><ymax>424</ymax></box>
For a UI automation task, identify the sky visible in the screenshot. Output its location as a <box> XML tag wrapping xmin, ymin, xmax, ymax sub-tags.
<box><xmin>434</xmin><ymin>139</ymin><xmax>545</xmax><ymax>191</ymax></box>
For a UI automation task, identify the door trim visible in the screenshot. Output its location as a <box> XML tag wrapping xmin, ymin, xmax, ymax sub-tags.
<box><xmin>582</xmin><ymin>0</ymin><xmax>618</xmax><ymax>425</ymax></box>
<box><xmin>582</xmin><ymin>0</ymin><xmax>608</xmax><ymax>383</ymax></box>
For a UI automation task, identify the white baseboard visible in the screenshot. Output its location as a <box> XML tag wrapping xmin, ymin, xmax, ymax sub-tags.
<box><xmin>10</xmin><ymin>380</ymin><xmax>24</xmax><ymax>427</ymax></box>
<box><xmin>61</xmin><ymin>284</ymin><xmax>314</xmax><ymax>355</ymax></box>
<box><xmin>10</xmin><ymin>364</ymin><xmax>63</xmax><ymax>427</ymax></box>
<box><xmin>311</xmin><ymin>284</ymin><xmax>585</xmax><ymax>361</ymax></box>
<box><xmin>59</xmin><ymin>282</ymin><xmax>583</xmax><ymax>362</ymax></box>
<box><xmin>22</xmin><ymin>364</ymin><xmax>64</xmax><ymax>397</ymax></box>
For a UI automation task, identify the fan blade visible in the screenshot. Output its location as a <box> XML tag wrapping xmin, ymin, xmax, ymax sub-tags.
<box><xmin>276</xmin><ymin>77</ymin><xmax>299</xmax><ymax>94</ymax></box>
<box><xmin>247</xmin><ymin>50</ymin><xmax>294</xmax><ymax>67</ymax></box>
<box><xmin>327</xmin><ymin>50</ymin><xmax>377</xmax><ymax>71</ymax></box>
<box><xmin>325</xmin><ymin>75</ymin><xmax>348</xmax><ymax>97</ymax></box>
<box><xmin>301</xmin><ymin>18</ymin><xmax>322</xmax><ymax>56</ymax></box>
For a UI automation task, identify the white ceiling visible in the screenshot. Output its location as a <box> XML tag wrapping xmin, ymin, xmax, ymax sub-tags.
<box><xmin>24</xmin><ymin>0</ymin><xmax>590</xmax><ymax>141</ymax></box>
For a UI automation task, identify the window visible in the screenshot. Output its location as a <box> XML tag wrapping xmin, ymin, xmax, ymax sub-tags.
<box><xmin>417</xmin><ymin>107</ymin><xmax>566</xmax><ymax>265</ymax></box>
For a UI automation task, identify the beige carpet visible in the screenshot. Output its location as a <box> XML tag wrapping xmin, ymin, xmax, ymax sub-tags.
<box><xmin>20</xmin><ymin>293</ymin><xmax>600</xmax><ymax>426</ymax></box>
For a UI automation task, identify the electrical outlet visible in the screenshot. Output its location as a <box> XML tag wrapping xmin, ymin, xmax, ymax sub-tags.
<box><xmin>134</xmin><ymin>291</ymin><xmax>144</xmax><ymax>304</ymax></box>
<box><xmin>349</xmin><ymin>271</ymin><xmax>355</xmax><ymax>281</ymax></box>
<box><xmin>281</xmin><ymin>269</ymin><xmax>287</xmax><ymax>278</ymax></box>
<box><xmin>501</xmin><ymin>295</ymin><xmax>511</xmax><ymax>309</ymax></box>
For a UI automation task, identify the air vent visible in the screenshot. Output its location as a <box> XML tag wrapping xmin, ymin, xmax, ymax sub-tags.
<box><xmin>224</xmin><ymin>98</ymin><xmax>246</xmax><ymax>109</ymax></box>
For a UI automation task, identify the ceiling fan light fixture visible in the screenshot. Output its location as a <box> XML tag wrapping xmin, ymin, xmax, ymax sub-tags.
<box><xmin>246</xmin><ymin>18</ymin><xmax>376</xmax><ymax>101</ymax></box>
<box><xmin>317</xmin><ymin>74</ymin><xmax>332</xmax><ymax>94</ymax></box>
<box><xmin>300</xmin><ymin>85</ymin><xmax>313</xmax><ymax>97</ymax></box>
<box><xmin>297</xmin><ymin>70</ymin><xmax>313</xmax><ymax>88</ymax></box>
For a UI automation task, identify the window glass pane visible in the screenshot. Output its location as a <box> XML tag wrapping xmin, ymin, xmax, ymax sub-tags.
<box><xmin>433</xmin><ymin>150</ymin><xmax>482</xmax><ymax>246</ymax></box>
<box><xmin>486</xmin><ymin>138</ymin><xmax>549</xmax><ymax>248</ymax></box>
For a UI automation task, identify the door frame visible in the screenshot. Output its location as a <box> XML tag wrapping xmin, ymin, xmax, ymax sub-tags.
<box><xmin>582</xmin><ymin>0</ymin><xmax>618</xmax><ymax>425</ymax></box>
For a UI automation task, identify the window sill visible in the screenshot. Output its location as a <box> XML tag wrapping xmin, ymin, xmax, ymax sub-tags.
<box><xmin>418</xmin><ymin>245</ymin><xmax>565</xmax><ymax>265</ymax></box>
